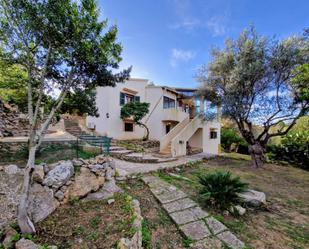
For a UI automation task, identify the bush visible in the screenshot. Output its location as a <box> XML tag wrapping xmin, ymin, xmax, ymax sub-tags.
<box><xmin>198</xmin><ymin>171</ymin><xmax>248</xmax><ymax>210</ymax></box>
<box><xmin>267</xmin><ymin>131</ymin><xmax>309</xmax><ymax>170</ymax></box>
<box><xmin>221</xmin><ymin>127</ymin><xmax>247</xmax><ymax>153</ymax></box>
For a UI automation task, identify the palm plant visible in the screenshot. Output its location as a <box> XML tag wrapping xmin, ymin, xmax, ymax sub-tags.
<box><xmin>198</xmin><ymin>171</ymin><xmax>248</xmax><ymax>210</ymax></box>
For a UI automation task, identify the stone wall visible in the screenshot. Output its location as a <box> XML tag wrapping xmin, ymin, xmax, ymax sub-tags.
<box><xmin>0</xmin><ymin>99</ymin><xmax>29</xmax><ymax>137</ymax></box>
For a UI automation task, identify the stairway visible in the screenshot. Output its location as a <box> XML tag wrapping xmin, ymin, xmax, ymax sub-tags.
<box><xmin>160</xmin><ymin>115</ymin><xmax>204</xmax><ymax>157</ymax></box>
<box><xmin>64</xmin><ymin>119</ymin><xmax>88</xmax><ymax>137</ymax></box>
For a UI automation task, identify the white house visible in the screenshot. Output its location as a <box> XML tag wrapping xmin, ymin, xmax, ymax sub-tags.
<box><xmin>87</xmin><ymin>78</ymin><xmax>221</xmax><ymax>157</ymax></box>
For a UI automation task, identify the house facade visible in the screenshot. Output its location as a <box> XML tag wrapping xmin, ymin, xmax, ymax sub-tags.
<box><xmin>86</xmin><ymin>78</ymin><xmax>221</xmax><ymax>157</ymax></box>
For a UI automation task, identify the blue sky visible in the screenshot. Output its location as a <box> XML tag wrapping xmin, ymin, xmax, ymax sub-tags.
<box><xmin>99</xmin><ymin>0</ymin><xmax>309</xmax><ymax>88</ymax></box>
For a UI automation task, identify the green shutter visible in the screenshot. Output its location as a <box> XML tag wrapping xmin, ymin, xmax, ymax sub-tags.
<box><xmin>120</xmin><ymin>92</ymin><xmax>125</xmax><ymax>105</ymax></box>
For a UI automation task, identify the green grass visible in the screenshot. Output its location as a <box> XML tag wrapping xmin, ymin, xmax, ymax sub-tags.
<box><xmin>142</xmin><ymin>219</ymin><xmax>152</xmax><ymax>249</ymax></box>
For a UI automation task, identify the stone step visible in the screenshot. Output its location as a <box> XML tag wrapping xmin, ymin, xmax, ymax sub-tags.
<box><xmin>109</xmin><ymin>146</ymin><xmax>126</xmax><ymax>151</ymax></box>
<box><xmin>110</xmin><ymin>150</ymin><xmax>133</xmax><ymax>156</ymax></box>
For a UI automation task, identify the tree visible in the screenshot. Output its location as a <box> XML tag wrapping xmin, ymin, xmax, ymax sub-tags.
<box><xmin>0</xmin><ymin>0</ymin><xmax>130</xmax><ymax>233</ymax></box>
<box><xmin>121</xmin><ymin>102</ymin><xmax>150</xmax><ymax>140</ymax></box>
<box><xmin>197</xmin><ymin>27</ymin><xmax>309</xmax><ymax>168</ymax></box>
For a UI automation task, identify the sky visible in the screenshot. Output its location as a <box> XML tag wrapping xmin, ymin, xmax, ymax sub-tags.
<box><xmin>98</xmin><ymin>0</ymin><xmax>309</xmax><ymax>88</ymax></box>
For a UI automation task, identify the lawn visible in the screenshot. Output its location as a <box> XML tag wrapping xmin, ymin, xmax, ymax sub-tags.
<box><xmin>155</xmin><ymin>155</ymin><xmax>309</xmax><ymax>249</ymax></box>
<box><xmin>33</xmin><ymin>193</ymin><xmax>136</xmax><ymax>249</ymax></box>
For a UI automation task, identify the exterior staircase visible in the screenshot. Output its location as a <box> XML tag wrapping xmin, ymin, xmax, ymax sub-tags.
<box><xmin>160</xmin><ymin>115</ymin><xmax>204</xmax><ymax>157</ymax></box>
<box><xmin>64</xmin><ymin>119</ymin><xmax>88</xmax><ymax>137</ymax></box>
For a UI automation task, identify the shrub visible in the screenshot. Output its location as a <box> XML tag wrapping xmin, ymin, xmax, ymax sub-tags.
<box><xmin>198</xmin><ymin>171</ymin><xmax>248</xmax><ymax>210</ymax></box>
<box><xmin>267</xmin><ymin>131</ymin><xmax>309</xmax><ymax>170</ymax></box>
<box><xmin>221</xmin><ymin>127</ymin><xmax>247</xmax><ymax>153</ymax></box>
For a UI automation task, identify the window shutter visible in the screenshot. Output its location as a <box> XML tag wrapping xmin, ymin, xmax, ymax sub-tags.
<box><xmin>134</xmin><ymin>96</ymin><xmax>140</xmax><ymax>103</ymax></box>
<box><xmin>120</xmin><ymin>92</ymin><xmax>125</xmax><ymax>105</ymax></box>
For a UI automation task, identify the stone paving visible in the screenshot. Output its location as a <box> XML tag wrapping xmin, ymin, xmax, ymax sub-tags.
<box><xmin>142</xmin><ymin>176</ymin><xmax>245</xmax><ymax>249</ymax></box>
<box><xmin>115</xmin><ymin>152</ymin><xmax>211</xmax><ymax>177</ymax></box>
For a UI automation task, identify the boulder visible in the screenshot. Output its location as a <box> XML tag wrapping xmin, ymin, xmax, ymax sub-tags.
<box><xmin>68</xmin><ymin>167</ymin><xmax>105</xmax><ymax>198</ymax></box>
<box><xmin>28</xmin><ymin>183</ymin><xmax>59</xmax><ymax>223</ymax></box>
<box><xmin>54</xmin><ymin>190</ymin><xmax>65</xmax><ymax>201</ymax></box>
<box><xmin>88</xmin><ymin>163</ymin><xmax>107</xmax><ymax>175</ymax></box>
<box><xmin>3</xmin><ymin>227</ymin><xmax>17</xmax><ymax>249</ymax></box>
<box><xmin>95</xmin><ymin>155</ymin><xmax>109</xmax><ymax>164</ymax></box>
<box><xmin>43</xmin><ymin>161</ymin><xmax>74</xmax><ymax>189</ymax></box>
<box><xmin>105</xmin><ymin>167</ymin><xmax>115</xmax><ymax>180</ymax></box>
<box><xmin>15</xmin><ymin>239</ymin><xmax>39</xmax><ymax>249</ymax></box>
<box><xmin>85</xmin><ymin>178</ymin><xmax>123</xmax><ymax>201</ymax></box>
<box><xmin>238</xmin><ymin>189</ymin><xmax>266</xmax><ymax>207</ymax></box>
<box><xmin>72</xmin><ymin>159</ymin><xmax>84</xmax><ymax>167</ymax></box>
<box><xmin>32</xmin><ymin>165</ymin><xmax>44</xmax><ymax>183</ymax></box>
<box><xmin>231</xmin><ymin>205</ymin><xmax>246</xmax><ymax>215</ymax></box>
<box><xmin>4</xmin><ymin>165</ymin><xmax>22</xmax><ymax>175</ymax></box>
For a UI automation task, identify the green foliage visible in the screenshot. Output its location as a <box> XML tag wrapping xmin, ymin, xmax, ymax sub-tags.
<box><xmin>182</xmin><ymin>237</ymin><xmax>194</xmax><ymax>248</ymax></box>
<box><xmin>267</xmin><ymin>131</ymin><xmax>309</xmax><ymax>169</ymax></box>
<box><xmin>59</xmin><ymin>88</ymin><xmax>99</xmax><ymax>117</ymax></box>
<box><xmin>198</xmin><ymin>171</ymin><xmax>248</xmax><ymax>210</ymax></box>
<box><xmin>121</xmin><ymin>102</ymin><xmax>150</xmax><ymax>140</ymax></box>
<box><xmin>292</xmin><ymin>64</ymin><xmax>309</xmax><ymax>102</ymax></box>
<box><xmin>142</xmin><ymin>219</ymin><xmax>152</xmax><ymax>249</ymax></box>
<box><xmin>221</xmin><ymin>127</ymin><xmax>245</xmax><ymax>151</ymax></box>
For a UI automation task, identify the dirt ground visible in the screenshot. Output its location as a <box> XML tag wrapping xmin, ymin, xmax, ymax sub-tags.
<box><xmin>120</xmin><ymin>179</ymin><xmax>186</xmax><ymax>249</ymax></box>
<box><xmin>33</xmin><ymin>193</ymin><xmax>136</xmax><ymax>249</ymax></box>
<box><xmin>156</xmin><ymin>155</ymin><xmax>309</xmax><ymax>249</ymax></box>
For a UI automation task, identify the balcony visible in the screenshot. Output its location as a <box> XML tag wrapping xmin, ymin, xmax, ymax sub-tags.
<box><xmin>162</xmin><ymin>107</ymin><xmax>189</xmax><ymax>122</ymax></box>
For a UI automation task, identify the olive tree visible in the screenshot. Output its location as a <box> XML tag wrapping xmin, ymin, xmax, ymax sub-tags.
<box><xmin>198</xmin><ymin>27</ymin><xmax>309</xmax><ymax>168</ymax></box>
<box><xmin>0</xmin><ymin>0</ymin><xmax>130</xmax><ymax>233</ymax></box>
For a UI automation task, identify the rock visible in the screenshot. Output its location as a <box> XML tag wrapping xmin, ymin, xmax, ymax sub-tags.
<box><xmin>89</xmin><ymin>163</ymin><xmax>107</xmax><ymax>175</ymax></box>
<box><xmin>28</xmin><ymin>183</ymin><xmax>59</xmax><ymax>223</ymax></box>
<box><xmin>95</xmin><ymin>155</ymin><xmax>109</xmax><ymax>164</ymax></box>
<box><xmin>107</xmin><ymin>199</ymin><xmax>115</xmax><ymax>205</ymax></box>
<box><xmin>15</xmin><ymin>238</ymin><xmax>39</xmax><ymax>249</ymax></box>
<box><xmin>41</xmin><ymin>163</ymin><xmax>50</xmax><ymax>174</ymax></box>
<box><xmin>32</xmin><ymin>165</ymin><xmax>44</xmax><ymax>183</ymax></box>
<box><xmin>0</xmin><ymin>165</ymin><xmax>4</xmax><ymax>171</ymax></box>
<box><xmin>85</xmin><ymin>179</ymin><xmax>123</xmax><ymax>201</ymax></box>
<box><xmin>54</xmin><ymin>190</ymin><xmax>65</xmax><ymax>201</ymax></box>
<box><xmin>105</xmin><ymin>167</ymin><xmax>115</xmax><ymax>180</ymax></box>
<box><xmin>3</xmin><ymin>227</ymin><xmax>17</xmax><ymax>249</ymax></box>
<box><xmin>65</xmin><ymin>180</ymin><xmax>73</xmax><ymax>186</ymax></box>
<box><xmin>238</xmin><ymin>189</ymin><xmax>266</xmax><ymax>207</ymax></box>
<box><xmin>43</xmin><ymin>161</ymin><xmax>74</xmax><ymax>189</ymax></box>
<box><xmin>68</xmin><ymin>167</ymin><xmax>105</xmax><ymax>198</ymax></box>
<box><xmin>231</xmin><ymin>205</ymin><xmax>246</xmax><ymax>216</ymax></box>
<box><xmin>4</xmin><ymin>165</ymin><xmax>22</xmax><ymax>175</ymax></box>
<box><xmin>72</xmin><ymin>159</ymin><xmax>84</xmax><ymax>167</ymax></box>
<box><xmin>60</xmin><ymin>185</ymin><xmax>67</xmax><ymax>192</ymax></box>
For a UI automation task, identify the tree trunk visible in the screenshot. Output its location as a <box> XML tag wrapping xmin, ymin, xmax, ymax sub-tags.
<box><xmin>248</xmin><ymin>143</ymin><xmax>265</xmax><ymax>168</ymax></box>
<box><xmin>139</xmin><ymin>123</ymin><xmax>149</xmax><ymax>141</ymax></box>
<box><xmin>18</xmin><ymin>146</ymin><xmax>36</xmax><ymax>234</ymax></box>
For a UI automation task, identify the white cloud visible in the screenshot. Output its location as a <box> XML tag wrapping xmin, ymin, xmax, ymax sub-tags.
<box><xmin>170</xmin><ymin>48</ymin><xmax>196</xmax><ymax>67</ymax></box>
<box><xmin>206</xmin><ymin>16</ymin><xmax>226</xmax><ymax>37</ymax></box>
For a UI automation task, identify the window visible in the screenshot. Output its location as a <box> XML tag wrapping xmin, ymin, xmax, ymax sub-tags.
<box><xmin>120</xmin><ymin>92</ymin><xmax>140</xmax><ymax>105</ymax></box>
<box><xmin>163</xmin><ymin>96</ymin><xmax>176</xmax><ymax>109</ymax></box>
<box><xmin>124</xmin><ymin>122</ymin><xmax>134</xmax><ymax>132</ymax></box>
<box><xmin>210</xmin><ymin>129</ymin><xmax>217</xmax><ymax>139</ymax></box>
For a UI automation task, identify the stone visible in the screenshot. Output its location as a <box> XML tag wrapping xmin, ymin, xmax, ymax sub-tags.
<box><xmin>163</xmin><ymin>198</ymin><xmax>196</xmax><ymax>213</ymax></box>
<box><xmin>95</xmin><ymin>155</ymin><xmax>109</xmax><ymax>164</ymax></box>
<box><xmin>238</xmin><ymin>189</ymin><xmax>266</xmax><ymax>207</ymax></box>
<box><xmin>54</xmin><ymin>190</ymin><xmax>65</xmax><ymax>201</ymax></box>
<box><xmin>107</xmin><ymin>199</ymin><xmax>115</xmax><ymax>205</ymax></box>
<box><xmin>153</xmin><ymin>189</ymin><xmax>187</xmax><ymax>204</ymax></box>
<box><xmin>205</xmin><ymin>217</ymin><xmax>227</xmax><ymax>235</ymax></box>
<box><xmin>43</xmin><ymin>161</ymin><xmax>74</xmax><ymax>189</ymax></box>
<box><xmin>231</xmin><ymin>205</ymin><xmax>246</xmax><ymax>215</ymax></box>
<box><xmin>72</xmin><ymin>159</ymin><xmax>84</xmax><ymax>167</ymax></box>
<box><xmin>170</xmin><ymin>207</ymin><xmax>209</xmax><ymax>225</ymax></box>
<box><xmin>191</xmin><ymin>236</ymin><xmax>223</xmax><ymax>249</ymax></box>
<box><xmin>105</xmin><ymin>167</ymin><xmax>115</xmax><ymax>180</ymax></box>
<box><xmin>217</xmin><ymin>231</ymin><xmax>245</xmax><ymax>249</ymax></box>
<box><xmin>89</xmin><ymin>163</ymin><xmax>107</xmax><ymax>175</ymax></box>
<box><xmin>28</xmin><ymin>183</ymin><xmax>59</xmax><ymax>223</ymax></box>
<box><xmin>3</xmin><ymin>227</ymin><xmax>17</xmax><ymax>249</ymax></box>
<box><xmin>41</xmin><ymin>163</ymin><xmax>50</xmax><ymax>174</ymax></box>
<box><xmin>4</xmin><ymin>164</ymin><xmax>22</xmax><ymax>175</ymax></box>
<box><xmin>179</xmin><ymin>220</ymin><xmax>211</xmax><ymax>241</ymax></box>
<box><xmin>85</xmin><ymin>179</ymin><xmax>123</xmax><ymax>200</ymax></box>
<box><xmin>15</xmin><ymin>238</ymin><xmax>39</xmax><ymax>249</ymax></box>
<box><xmin>32</xmin><ymin>165</ymin><xmax>44</xmax><ymax>183</ymax></box>
<box><xmin>68</xmin><ymin>167</ymin><xmax>105</xmax><ymax>198</ymax></box>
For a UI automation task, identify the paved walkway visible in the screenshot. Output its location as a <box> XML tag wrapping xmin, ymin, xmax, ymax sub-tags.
<box><xmin>114</xmin><ymin>153</ymin><xmax>212</xmax><ymax>177</ymax></box>
<box><xmin>142</xmin><ymin>176</ymin><xmax>245</xmax><ymax>249</ymax></box>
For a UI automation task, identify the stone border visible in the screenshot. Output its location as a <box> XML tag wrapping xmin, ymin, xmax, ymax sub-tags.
<box><xmin>117</xmin><ymin>199</ymin><xmax>143</xmax><ymax>249</ymax></box>
<box><xmin>142</xmin><ymin>176</ymin><xmax>245</xmax><ymax>249</ymax></box>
